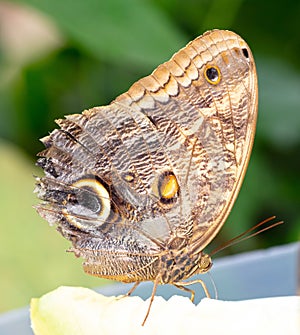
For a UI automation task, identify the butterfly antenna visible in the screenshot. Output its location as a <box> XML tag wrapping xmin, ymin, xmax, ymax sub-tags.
<box><xmin>211</xmin><ymin>216</ymin><xmax>284</xmax><ymax>256</ymax></box>
<box><xmin>207</xmin><ymin>272</ymin><xmax>218</xmax><ymax>300</ymax></box>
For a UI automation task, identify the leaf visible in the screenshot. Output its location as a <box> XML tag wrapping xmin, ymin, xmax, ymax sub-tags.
<box><xmin>257</xmin><ymin>57</ymin><xmax>300</xmax><ymax>149</ymax></box>
<box><xmin>0</xmin><ymin>140</ymin><xmax>102</xmax><ymax>312</ymax></box>
<box><xmin>16</xmin><ymin>0</ymin><xmax>186</xmax><ymax>68</ymax></box>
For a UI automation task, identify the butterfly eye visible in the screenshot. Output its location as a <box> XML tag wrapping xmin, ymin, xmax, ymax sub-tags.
<box><xmin>204</xmin><ymin>65</ymin><xmax>221</xmax><ymax>85</ymax></box>
<box><xmin>63</xmin><ymin>178</ymin><xmax>111</xmax><ymax>230</ymax></box>
<box><xmin>158</xmin><ymin>172</ymin><xmax>179</xmax><ymax>203</ymax></box>
<box><xmin>198</xmin><ymin>254</ymin><xmax>212</xmax><ymax>273</ymax></box>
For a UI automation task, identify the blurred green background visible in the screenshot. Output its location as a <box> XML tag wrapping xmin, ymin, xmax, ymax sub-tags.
<box><xmin>0</xmin><ymin>0</ymin><xmax>299</xmax><ymax>313</ymax></box>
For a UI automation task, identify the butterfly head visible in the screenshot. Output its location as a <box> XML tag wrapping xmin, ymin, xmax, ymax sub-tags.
<box><xmin>197</xmin><ymin>253</ymin><xmax>212</xmax><ymax>274</ymax></box>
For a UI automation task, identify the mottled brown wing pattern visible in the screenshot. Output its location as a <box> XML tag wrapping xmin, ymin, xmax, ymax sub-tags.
<box><xmin>114</xmin><ymin>30</ymin><xmax>258</xmax><ymax>251</ymax></box>
<box><xmin>35</xmin><ymin>30</ymin><xmax>257</xmax><ymax>286</ymax></box>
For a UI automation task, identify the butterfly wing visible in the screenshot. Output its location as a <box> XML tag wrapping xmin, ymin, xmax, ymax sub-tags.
<box><xmin>114</xmin><ymin>29</ymin><xmax>258</xmax><ymax>252</ymax></box>
<box><xmin>35</xmin><ymin>30</ymin><xmax>257</xmax><ymax>280</ymax></box>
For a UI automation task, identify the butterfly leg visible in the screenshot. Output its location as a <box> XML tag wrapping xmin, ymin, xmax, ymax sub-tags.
<box><xmin>174</xmin><ymin>283</ymin><xmax>196</xmax><ymax>302</ymax></box>
<box><xmin>174</xmin><ymin>279</ymin><xmax>211</xmax><ymax>300</ymax></box>
<box><xmin>125</xmin><ymin>281</ymin><xmax>141</xmax><ymax>297</ymax></box>
<box><xmin>141</xmin><ymin>275</ymin><xmax>160</xmax><ymax>326</ymax></box>
<box><xmin>116</xmin><ymin>281</ymin><xmax>141</xmax><ymax>301</ymax></box>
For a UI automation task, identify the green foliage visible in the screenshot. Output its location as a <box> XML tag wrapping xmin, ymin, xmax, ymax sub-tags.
<box><xmin>22</xmin><ymin>0</ymin><xmax>186</xmax><ymax>67</ymax></box>
<box><xmin>0</xmin><ymin>141</ymin><xmax>103</xmax><ymax>312</ymax></box>
<box><xmin>0</xmin><ymin>0</ymin><xmax>299</xmax><ymax>312</ymax></box>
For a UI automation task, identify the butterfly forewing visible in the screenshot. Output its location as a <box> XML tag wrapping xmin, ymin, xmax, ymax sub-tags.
<box><xmin>115</xmin><ymin>30</ymin><xmax>258</xmax><ymax>252</ymax></box>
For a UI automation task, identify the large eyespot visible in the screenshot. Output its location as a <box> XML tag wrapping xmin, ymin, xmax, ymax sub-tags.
<box><xmin>63</xmin><ymin>178</ymin><xmax>111</xmax><ymax>231</ymax></box>
<box><xmin>158</xmin><ymin>171</ymin><xmax>179</xmax><ymax>204</ymax></box>
<box><xmin>204</xmin><ymin>65</ymin><xmax>221</xmax><ymax>85</ymax></box>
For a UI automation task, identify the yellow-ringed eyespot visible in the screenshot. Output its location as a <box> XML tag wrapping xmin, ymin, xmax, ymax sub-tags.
<box><xmin>204</xmin><ymin>65</ymin><xmax>221</xmax><ymax>85</ymax></box>
<box><xmin>158</xmin><ymin>171</ymin><xmax>179</xmax><ymax>204</ymax></box>
<box><xmin>63</xmin><ymin>177</ymin><xmax>111</xmax><ymax>231</ymax></box>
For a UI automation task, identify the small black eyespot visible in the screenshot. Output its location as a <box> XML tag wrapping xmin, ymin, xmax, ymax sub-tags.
<box><xmin>206</xmin><ymin>67</ymin><xmax>219</xmax><ymax>82</ymax></box>
<box><xmin>242</xmin><ymin>48</ymin><xmax>249</xmax><ymax>58</ymax></box>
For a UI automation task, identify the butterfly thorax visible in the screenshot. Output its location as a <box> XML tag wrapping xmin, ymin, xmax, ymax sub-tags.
<box><xmin>159</xmin><ymin>247</ymin><xmax>212</xmax><ymax>284</ymax></box>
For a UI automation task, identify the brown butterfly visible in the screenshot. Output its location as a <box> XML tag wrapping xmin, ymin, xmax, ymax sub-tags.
<box><xmin>35</xmin><ymin>29</ymin><xmax>258</xmax><ymax>324</ymax></box>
